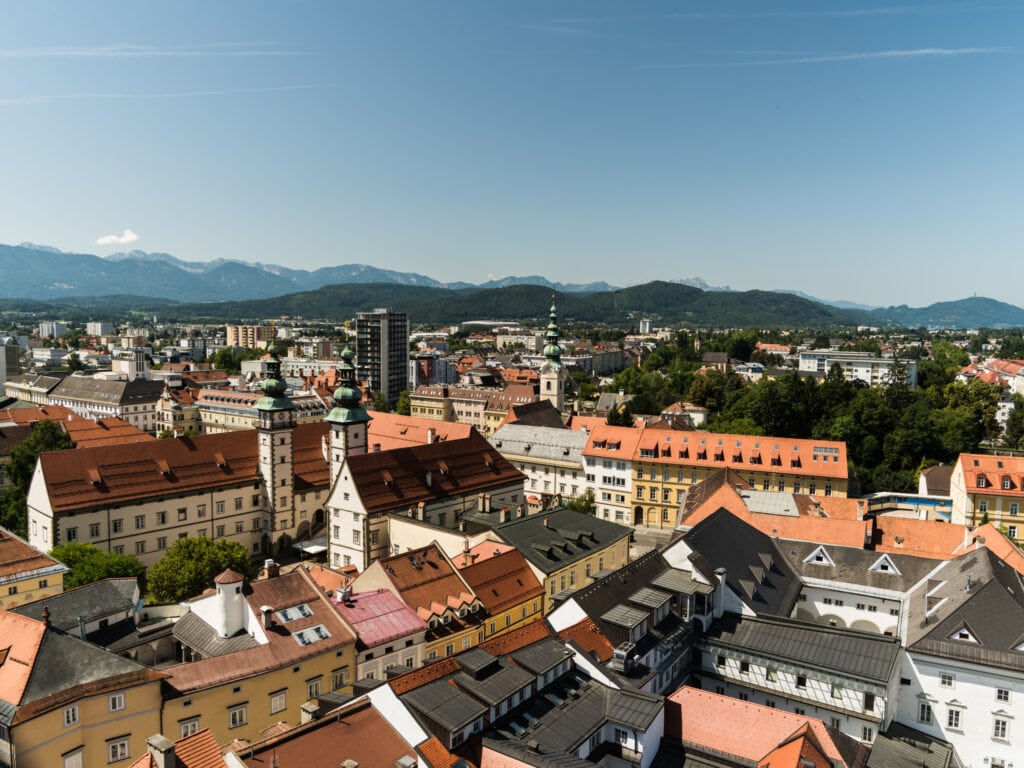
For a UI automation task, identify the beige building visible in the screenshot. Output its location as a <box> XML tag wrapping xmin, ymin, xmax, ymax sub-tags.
<box><xmin>0</xmin><ymin>527</ymin><xmax>67</xmax><ymax>610</ymax></box>
<box><xmin>409</xmin><ymin>383</ymin><xmax>541</xmax><ymax>436</ymax></box>
<box><xmin>162</xmin><ymin>567</ymin><xmax>358</xmax><ymax>747</ymax></box>
<box><xmin>225</xmin><ymin>325</ymin><xmax>275</xmax><ymax>350</ymax></box>
<box><xmin>0</xmin><ymin>611</ymin><xmax>164</xmax><ymax>768</ymax></box>
<box><xmin>951</xmin><ymin>452</ymin><xmax>1024</xmax><ymax>545</ymax></box>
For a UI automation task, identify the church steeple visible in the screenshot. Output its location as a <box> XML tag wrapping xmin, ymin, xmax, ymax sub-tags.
<box><xmin>540</xmin><ymin>296</ymin><xmax>566</xmax><ymax>411</ymax></box>
<box><xmin>255</xmin><ymin>353</ymin><xmax>296</xmax><ymax>544</ymax></box>
<box><xmin>326</xmin><ymin>345</ymin><xmax>372</xmax><ymax>477</ymax></box>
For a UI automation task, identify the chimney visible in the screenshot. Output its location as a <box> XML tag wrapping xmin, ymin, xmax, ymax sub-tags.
<box><xmin>713</xmin><ymin>567</ymin><xmax>727</xmax><ymax>620</ymax></box>
<box><xmin>427</xmin><ymin>427</ymin><xmax>436</xmax><ymax>444</ymax></box>
<box><xmin>261</xmin><ymin>605</ymin><xmax>273</xmax><ymax>629</ymax></box>
<box><xmin>301</xmin><ymin>700</ymin><xmax>321</xmax><ymax>724</ymax></box>
<box><xmin>78</xmin><ymin>614</ymin><xmax>87</xmax><ymax>639</ymax></box>
<box><xmin>543</xmin><ymin>515</ymin><xmax>550</xmax><ymax>528</ymax></box>
<box><xmin>264</xmin><ymin>559</ymin><xmax>280</xmax><ymax>578</ymax></box>
<box><xmin>145</xmin><ymin>735</ymin><xmax>175</xmax><ymax>768</ymax></box>
<box><xmin>41</xmin><ymin>606</ymin><xmax>51</xmax><ymax>628</ymax></box>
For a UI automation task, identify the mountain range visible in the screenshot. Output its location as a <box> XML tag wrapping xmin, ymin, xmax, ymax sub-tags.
<box><xmin>3</xmin><ymin>243</ymin><xmax>1023</xmax><ymax>329</ymax></box>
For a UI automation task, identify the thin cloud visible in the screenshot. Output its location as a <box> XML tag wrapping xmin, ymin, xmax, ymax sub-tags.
<box><xmin>630</xmin><ymin>47</ymin><xmax>1012</xmax><ymax>70</ymax></box>
<box><xmin>96</xmin><ymin>229</ymin><xmax>139</xmax><ymax>246</ymax></box>
<box><xmin>0</xmin><ymin>83</ymin><xmax>330</xmax><ymax>107</ymax></box>
<box><xmin>547</xmin><ymin>5</ymin><xmax>1007</xmax><ymax>25</ymax></box>
<box><xmin>0</xmin><ymin>43</ymin><xmax>318</xmax><ymax>58</ymax></box>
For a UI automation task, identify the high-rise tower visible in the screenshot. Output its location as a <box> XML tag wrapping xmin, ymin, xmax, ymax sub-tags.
<box><xmin>355</xmin><ymin>308</ymin><xmax>409</xmax><ymax>408</ymax></box>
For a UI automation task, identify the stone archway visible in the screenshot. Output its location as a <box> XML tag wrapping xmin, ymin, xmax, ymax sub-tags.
<box><xmin>850</xmin><ymin>619</ymin><xmax>880</xmax><ymax>634</ymax></box>
<box><xmin>819</xmin><ymin>614</ymin><xmax>846</xmax><ymax>628</ymax></box>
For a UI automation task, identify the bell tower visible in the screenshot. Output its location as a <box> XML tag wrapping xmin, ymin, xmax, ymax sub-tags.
<box><xmin>325</xmin><ymin>345</ymin><xmax>372</xmax><ymax>481</ymax></box>
<box><xmin>255</xmin><ymin>353</ymin><xmax>296</xmax><ymax>535</ymax></box>
<box><xmin>539</xmin><ymin>297</ymin><xmax>566</xmax><ymax>411</ymax></box>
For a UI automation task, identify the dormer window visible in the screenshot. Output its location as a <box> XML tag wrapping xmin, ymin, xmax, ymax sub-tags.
<box><xmin>869</xmin><ymin>555</ymin><xmax>901</xmax><ymax>575</ymax></box>
<box><xmin>978</xmin><ymin>475</ymin><xmax>988</xmax><ymax>488</ymax></box>
<box><xmin>1002</xmin><ymin>476</ymin><xmax>1012</xmax><ymax>490</ymax></box>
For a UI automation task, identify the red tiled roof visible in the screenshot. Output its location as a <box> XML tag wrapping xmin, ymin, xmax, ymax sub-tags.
<box><xmin>39</xmin><ymin>422</ymin><xmax>331</xmax><ymax>513</ymax></box>
<box><xmin>667</xmin><ymin>687</ymin><xmax>855</xmax><ymax>767</ymax></box>
<box><xmin>0</xmin><ymin>528</ymin><xmax>63</xmax><ymax>581</ymax></box>
<box><xmin>558</xmin><ymin>617</ymin><xmax>614</xmax><ymax>662</ymax></box>
<box><xmin>453</xmin><ymin>541</ymin><xmax>516</xmax><ymax>569</ymax></box>
<box><xmin>419</xmin><ymin>736</ymin><xmax>471</xmax><ymax>768</ymax></box>
<box><xmin>366</xmin><ymin>411</ymin><xmax>474</xmax><ymax>451</ymax></box>
<box><xmin>477</xmin><ymin>619</ymin><xmax>553</xmax><ymax>657</ymax></box>
<box><xmin>335</xmin><ymin>589</ymin><xmax>427</xmax><ymax>649</ymax></box>
<box><xmin>389</xmin><ymin>656</ymin><xmax>462</xmax><ymax>695</ymax></box>
<box><xmin>458</xmin><ymin>550</ymin><xmax>544</xmax><ymax>616</ymax></box>
<box><xmin>128</xmin><ymin>728</ymin><xmax>227</xmax><ymax>768</ymax></box>
<box><xmin>370</xmin><ymin>544</ymin><xmax>478</xmax><ymax>622</ymax></box>
<box><xmin>347</xmin><ymin>431</ymin><xmax>523</xmax><ymax>516</ymax></box>
<box><xmin>0</xmin><ymin>612</ymin><xmax>46</xmax><ymax>705</ymax></box>
<box><xmin>958</xmin><ymin>453</ymin><xmax>1024</xmax><ymax>499</ymax></box>
<box><xmin>164</xmin><ymin>568</ymin><xmax>355</xmax><ymax>694</ymax></box>
<box><xmin>240</xmin><ymin>698</ymin><xmax>416</xmax><ymax>768</ymax></box>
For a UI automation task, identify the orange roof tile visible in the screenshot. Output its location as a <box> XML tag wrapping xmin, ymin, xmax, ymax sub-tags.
<box><xmin>0</xmin><ymin>528</ymin><xmax>64</xmax><ymax>582</ymax></box>
<box><xmin>418</xmin><ymin>736</ymin><xmax>470</xmax><ymax>768</ymax></box>
<box><xmin>453</xmin><ymin>541</ymin><xmax>516</xmax><ymax>569</ymax></box>
<box><xmin>477</xmin><ymin>618</ymin><xmax>553</xmax><ymax>656</ymax></box>
<box><xmin>389</xmin><ymin>656</ymin><xmax>462</xmax><ymax>695</ymax></box>
<box><xmin>668</xmin><ymin>687</ymin><xmax>853</xmax><ymax>766</ymax></box>
<box><xmin>958</xmin><ymin>453</ymin><xmax>1024</xmax><ymax>499</ymax></box>
<box><xmin>458</xmin><ymin>550</ymin><xmax>544</xmax><ymax>616</ymax></box>
<box><xmin>0</xmin><ymin>612</ymin><xmax>46</xmax><ymax>705</ymax></box>
<box><xmin>371</xmin><ymin>544</ymin><xmax>479</xmax><ymax>622</ymax></box>
<box><xmin>366</xmin><ymin>411</ymin><xmax>474</xmax><ymax>451</ymax></box>
<box><xmin>873</xmin><ymin>516</ymin><xmax>970</xmax><ymax>559</ymax></box>
<box><xmin>954</xmin><ymin>523</ymin><xmax>1024</xmax><ymax>575</ymax></box>
<box><xmin>558</xmin><ymin>617</ymin><xmax>614</xmax><ymax>662</ymax></box>
<box><xmin>127</xmin><ymin>728</ymin><xmax>227</xmax><ymax>768</ymax></box>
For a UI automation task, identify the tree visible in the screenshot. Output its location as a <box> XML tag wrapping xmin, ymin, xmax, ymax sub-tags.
<box><xmin>565</xmin><ymin>489</ymin><xmax>595</xmax><ymax>515</ymax></box>
<box><xmin>1</xmin><ymin>420</ymin><xmax>75</xmax><ymax>536</ymax></box>
<box><xmin>147</xmin><ymin>537</ymin><xmax>258</xmax><ymax>603</ymax></box>
<box><xmin>373</xmin><ymin>391</ymin><xmax>390</xmax><ymax>412</ymax></box>
<box><xmin>396</xmin><ymin>389</ymin><xmax>412</xmax><ymax>416</ymax></box>
<box><xmin>50</xmin><ymin>542</ymin><xmax>146</xmax><ymax>590</ymax></box>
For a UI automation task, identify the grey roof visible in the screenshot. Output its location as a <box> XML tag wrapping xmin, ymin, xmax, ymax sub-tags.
<box><xmin>12</xmin><ymin>578</ymin><xmax>138</xmax><ymax>630</ymax></box>
<box><xmin>702</xmin><ymin>614</ymin><xmax>902</xmax><ymax>685</ymax></box>
<box><xmin>506</xmin><ymin>401</ymin><xmax>569</xmax><ymax>429</ymax></box>
<box><xmin>456</xmin><ymin>647</ymin><xmax>499</xmax><ymax>677</ymax></box>
<box><xmin>867</xmin><ymin>722</ymin><xmax>960</xmax><ymax>768</ymax></box>
<box><xmin>172</xmin><ymin>610</ymin><xmax>260</xmax><ymax>658</ymax></box>
<box><xmin>781</xmin><ymin>539</ymin><xmax>936</xmax><ymax>593</ymax></box>
<box><xmin>509</xmin><ymin>638</ymin><xmax>574</xmax><ymax>676</ymax></box>
<box><xmin>50</xmin><ymin>375</ymin><xmax>164</xmax><ymax>405</ymax></box>
<box><xmin>908</xmin><ymin>548</ymin><xmax>1024</xmax><ymax>672</ymax></box>
<box><xmin>493</xmin><ymin>507</ymin><xmax>632</xmax><ymax>576</ymax></box>
<box><xmin>481</xmin><ymin>738</ymin><xmax>595</xmax><ymax>768</ymax></box>
<box><xmin>489</xmin><ymin>423</ymin><xmax>587</xmax><ymax>464</ymax></box>
<box><xmin>501</xmin><ymin>680</ymin><xmax>662</xmax><ymax>754</ymax></box>
<box><xmin>919</xmin><ymin>464</ymin><xmax>954</xmax><ymax>497</ymax></box>
<box><xmin>683</xmin><ymin>509</ymin><xmax>803</xmax><ymax>618</ymax></box>
<box><xmin>403</xmin><ymin>676</ymin><xmax>489</xmax><ymax>731</ymax></box>
<box><xmin>453</xmin><ymin>663</ymin><xmax>535</xmax><ymax>706</ymax></box>
<box><xmin>22</xmin><ymin>628</ymin><xmax>151</xmax><ymax>704</ymax></box>
<box><xmin>601</xmin><ymin>604</ymin><xmax>649</xmax><ymax>629</ymax></box>
<box><xmin>650</xmin><ymin>568</ymin><xmax>714</xmax><ymax>596</ymax></box>
<box><xmin>629</xmin><ymin>587</ymin><xmax>672</xmax><ymax>610</ymax></box>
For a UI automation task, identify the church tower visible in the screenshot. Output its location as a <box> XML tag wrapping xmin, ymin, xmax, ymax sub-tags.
<box><xmin>539</xmin><ymin>297</ymin><xmax>566</xmax><ymax>411</ymax></box>
<box><xmin>325</xmin><ymin>345</ymin><xmax>372</xmax><ymax>481</ymax></box>
<box><xmin>255</xmin><ymin>354</ymin><xmax>296</xmax><ymax>536</ymax></box>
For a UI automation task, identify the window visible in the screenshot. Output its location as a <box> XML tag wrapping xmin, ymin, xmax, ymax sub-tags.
<box><xmin>215</xmin><ymin>501</ymin><xmax>225</xmax><ymax>515</ymax></box>
<box><xmin>940</xmin><ymin>672</ymin><xmax>954</xmax><ymax>688</ymax></box>
<box><xmin>134</xmin><ymin>515</ymin><xmax>145</xmax><ymax>529</ymax></box>
<box><xmin>352</xmin><ymin>530</ymin><xmax>361</xmax><ymax>546</ymax></box>
<box><xmin>307</xmin><ymin>677</ymin><xmax>322</xmax><ymax>700</ymax></box>
<box><xmin>112</xmin><ymin>518</ymin><xmax>123</xmax><ymax>533</ymax></box>
<box><xmin>216</xmin><ymin>525</ymin><xmax>225</xmax><ymax>537</ymax></box>
<box><xmin>978</xmin><ymin>476</ymin><xmax>988</xmax><ymax>488</ymax></box>
<box><xmin>235</xmin><ymin>496</ymin><xmax>243</xmax><ymax>510</ymax></box>
<box><xmin>993</xmin><ymin>716</ymin><xmax>1008</xmax><ymax>740</ymax></box>
<box><xmin>65</xmin><ymin>526</ymin><xmax>78</xmax><ymax>542</ymax></box>
<box><xmin>1011</xmin><ymin>503</ymin><xmax>1019</xmax><ymax>516</ymax></box>
<box><xmin>109</xmin><ymin>693</ymin><xmax>125</xmax><ymax>711</ymax></box>
<box><xmin>919</xmin><ymin>702</ymin><xmax>933</xmax><ymax>724</ymax></box>
<box><xmin>863</xmin><ymin>692</ymin><xmax>875</xmax><ymax>712</ymax></box>
<box><xmin>739</xmin><ymin>661</ymin><xmax>749</xmax><ymax>674</ymax></box>
<box><xmin>108</xmin><ymin>738</ymin><xmax>130</xmax><ymax>763</ymax></box>
<box><xmin>156</xmin><ymin>511</ymin><xmax>167</xmax><ymax>525</ymax></box>
<box><xmin>179</xmin><ymin>719</ymin><xmax>199</xmax><ymax>737</ymax></box>
<box><xmin>229</xmin><ymin>704</ymin><xmax>247</xmax><ymax>729</ymax></box>
<box><xmin>796</xmin><ymin>675</ymin><xmax>807</xmax><ymax>688</ymax></box>
<box><xmin>63</xmin><ymin>704</ymin><xmax>79</xmax><ymax>726</ymax></box>
<box><xmin>947</xmin><ymin>709</ymin><xmax>961</xmax><ymax>729</ymax></box>
<box><xmin>90</xmin><ymin>522</ymin><xmax>100</xmax><ymax>538</ymax></box>
<box><xmin>979</xmin><ymin>500</ymin><xmax>988</xmax><ymax>513</ymax></box>
<box><xmin>861</xmin><ymin>726</ymin><xmax>873</xmax><ymax>742</ymax></box>
<box><xmin>997</xmin><ymin>688</ymin><xmax>1010</xmax><ymax>702</ymax></box>
<box><xmin>135</xmin><ymin>541</ymin><xmax>145</xmax><ymax>555</ymax></box>
<box><xmin>178</xmin><ymin>509</ymin><xmax>187</xmax><ymax>522</ymax></box>
<box><xmin>765</xmin><ymin>668</ymin><xmax>777</xmax><ymax>682</ymax></box>
<box><xmin>831</xmin><ymin>684</ymin><xmax>843</xmax><ymax>699</ymax></box>
<box><xmin>157</xmin><ymin>536</ymin><xmax>167</xmax><ymax>550</ymax></box>
<box><xmin>331</xmin><ymin>668</ymin><xmax>349</xmax><ymax>690</ymax></box>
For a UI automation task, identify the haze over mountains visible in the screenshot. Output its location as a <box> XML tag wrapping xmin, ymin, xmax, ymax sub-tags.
<box><xmin>2</xmin><ymin>243</ymin><xmax>1023</xmax><ymax>329</ymax></box>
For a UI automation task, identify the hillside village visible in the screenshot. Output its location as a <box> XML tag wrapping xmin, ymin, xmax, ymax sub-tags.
<box><xmin>1</xmin><ymin>303</ymin><xmax>1024</xmax><ymax>768</ymax></box>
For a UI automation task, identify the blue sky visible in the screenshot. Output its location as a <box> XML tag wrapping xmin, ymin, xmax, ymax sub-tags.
<box><xmin>0</xmin><ymin>1</ymin><xmax>1020</xmax><ymax>308</ymax></box>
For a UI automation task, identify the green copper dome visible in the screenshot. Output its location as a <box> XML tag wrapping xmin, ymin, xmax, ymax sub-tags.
<box><xmin>327</xmin><ymin>345</ymin><xmax>371</xmax><ymax>425</ymax></box>
<box><xmin>255</xmin><ymin>353</ymin><xmax>295</xmax><ymax>412</ymax></box>
<box><xmin>543</xmin><ymin>298</ymin><xmax>562</xmax><ymax>365</ymax></box>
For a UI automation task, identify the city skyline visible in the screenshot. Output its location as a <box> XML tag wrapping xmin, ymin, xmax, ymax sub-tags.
<box><xmin>1</xmin><ymin>1</ymin><xmax>1020</xmax><ymax>308</ymax></box>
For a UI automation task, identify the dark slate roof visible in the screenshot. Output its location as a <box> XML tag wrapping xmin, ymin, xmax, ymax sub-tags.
<box><xmin>509</xmin><ymin>638</ymin><xmax>574</xmax><ymax>676</ymax></box>
<box><xmin>51</xmin><ymin>375</ymin><xmax>164</xmax><ymax>405</ymax></box>
<box><xmin>452</xmin><ymin>664</ymin><xmax>534</xmax><ymax>706</ymax></box>
<box><xmin>403</xmin><ymin>676</ymin><xmax>489</xmax><ymax>731</ymax></box>
<box><xmin>506</xmin><ymin>401</ymin><xmax>569</xmax><ymax>429</ymax></box>
<box><xmin>492</xmin><ymin>507</ymin><xmax>632</xmax><ymax>576</ymax></box>
<box><xmin>22</xmin><ymin>629</ymin><xmax>153</xmax><ymax>703</ymax></box>
<box><xmin>11</xmin><ymin>578</ymin><xmax>138</xmax><ymax>630</ymax></box>
<box><xmin>781</xmin><ymin>539</ymin><xmax>935</xmax><ymax>593</ymax></box>
<box><xmin>908</xmin><ymin>548</ymin><xmax>1024</xmax><ymax>672</ymax></box>
<box><xmin>650</xmin><ymin>568</ymin><xmax>714</xmax><ymax>596</ymax></box>
<box><xmin>683</xmin><ymin>509</ymin><xmax>803</xmax><ymax>618</ymax></box>
<box><xmin>701</xmin><ymin>614</ymin><xmax>902</xmax><ymax>685</ymax></box>
<box><xmin>867</xmin><ymin>722</ymin><xmax>959</xmax><ymax>768</ymax></box>
<box><xmin>171</xmin><ymin>610</ymin><xmax>260</xmax><ymax>658</ymax></box>
<box><xmin>497</xmin><ymin>679</ymin><xmax>662</xmax><ymax>754</ymax></box>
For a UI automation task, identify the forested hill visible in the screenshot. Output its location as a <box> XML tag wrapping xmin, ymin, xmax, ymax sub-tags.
<box><xmin>86</xmin><ymin>281</ymin><xmax>873</xmax><ymax>327</ymax></box>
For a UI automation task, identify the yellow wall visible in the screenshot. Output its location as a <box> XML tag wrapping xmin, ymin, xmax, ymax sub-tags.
<box><xmin>162</xmin><ymin>644</ymin><xmax>356</xmax><ymax>747</ymax></box>
<box><xmin>482</xmin><ymin>596</ymin><xmax>543</xmax><ymax>640</ymax></box>
<box><xmin>424</xmin><ymin>620</ymin><xmax>484</xmax><ymax>661</ymax></box>
<box><xmin>10</xmin><ymin>678</ymin><xmax>162</xmax><ymax>768</ymax></box>
<box><xmin>540</xmin><ymin>536</ymin><xmax>630</xmax><ymax>613</ymax></box>
<box><xmin>0</xmin><ymin>572</ymin><xmax>63</xmax><ymax>611</ymax></box>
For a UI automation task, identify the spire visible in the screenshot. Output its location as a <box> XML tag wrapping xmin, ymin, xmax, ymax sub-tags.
<box><xmin>543</xmin><ymin>295</ymin><xmax>562</xmax><ymax>368</ymax></box>
<box><xmin>255</xmin><ymin>352</ymin><xmax>295</xmax><ymax>412</ymax></box>
<box><xmin>326</xmin><ymin>345</ymin><xmax>371</xmax><ymax>425</ymax></box>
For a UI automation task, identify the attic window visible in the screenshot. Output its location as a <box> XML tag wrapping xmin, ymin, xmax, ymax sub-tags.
<box><xmin>382</xmin><ymin>470</ymin><xmax>394</xmax><ymax>486</ymax></box>
<box><xmin>593</xmin><ymin>440</ymin><xmax>606</xmax><ymax>449</ymax></box>
<box><xmin>438</xmin><ymin>460</ymin><xmax>450</xmax><ymax>476</ymax></box>
<box><xmin>213</xmin><ymin>451</ymin><xmax>228</xmax><ymax>468</ymax></box>
<box><xmin>977</xmin><ymin>476</ymin><xmax>988</xmax><ymax>488</ymax></box>
<box><xmin>869</xmin><ymin>555</ymin><xmax>901</xmax><ymax>575</ymax></box>
<box><xmin>87</xmin><ymin>468</ymin><xmax>103</xmax><ymax>486</ymax></box>
<box><xmin>156</xmin><ymin>459</ymin><xmax>172</xmax><ymax>476</ymax></box>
